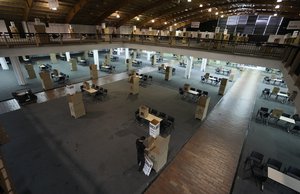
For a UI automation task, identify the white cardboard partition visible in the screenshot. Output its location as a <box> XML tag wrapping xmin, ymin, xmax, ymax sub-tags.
<box><xmin>268</xmin><ymin>167</ymin><xmax>300</xmax><ymax>192</ymax></box>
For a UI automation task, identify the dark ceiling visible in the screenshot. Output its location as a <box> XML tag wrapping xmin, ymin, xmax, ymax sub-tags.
<box><xmin>0</xmin><ymin>0</ymin><xmax>299</xmax><ymax>29</ymax></box>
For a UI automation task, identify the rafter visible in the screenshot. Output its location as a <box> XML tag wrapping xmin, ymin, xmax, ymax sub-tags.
<box><xmin>137</xmin><ymin>3</ymin><xmax>188</xmax><ymax>28</ymax></box>
<box><xmin>65</xmin><ymin>0</ymin><xmax>90</xmax><ymax>23</ymax></box>
<box><xmin>23</xmin><ymin>0</ymin><xmax>33</xmax><ymax>21</ymax></box>
<box><xmin>95</xmin><ymin>0</ymin><xmax>131</xmax><ymax>25</ymax></box>
<box><xmin>115</xmin><ymin>0</ymin><xmax>170</xmax><ymax>28</ymax></box>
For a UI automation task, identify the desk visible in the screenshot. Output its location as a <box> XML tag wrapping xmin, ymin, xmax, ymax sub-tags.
<box><xmin>83</xmin><ymin>88</ymin><xmax>98</xmax><ymax>94</ymax></box>
<box><xmin>187</xmin><ymin>90</ymin><xmax>198</xmax><ymax>95</ymax></box>
<box><xmin>267</xmin><ymin>167</ymin><xmax>300</xmax><ymax>192</ymax></box>
<box><xmin>279</xmin><ymin>116</ymin><xmax>295</xmax><ymax>132</ymax></box>
<box><xmin>272</xmin><ymin>79</ymin><xmax>283</xmax><ymax>85</ymax></box>
<box><xmin>276</xmin><ymin>92</ymin><xmax>289</xmax><ymax>103</ymax></box>
<box><xmin>144</xmin><ymin>113</ymin><xmax>162</xmax><ymax>122</ymax></box>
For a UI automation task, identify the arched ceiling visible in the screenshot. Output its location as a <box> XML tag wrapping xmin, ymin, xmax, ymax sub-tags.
<box><xmin>0</xmin><ymin>0</ymin><xmax>299</xmax><ymax>29</ymax></box>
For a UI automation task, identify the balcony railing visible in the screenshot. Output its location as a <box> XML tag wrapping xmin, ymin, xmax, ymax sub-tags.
<box><xmin>0</xmin><ymin>32</ymin><xmax>288</xmax><ymax>59</ymax></box>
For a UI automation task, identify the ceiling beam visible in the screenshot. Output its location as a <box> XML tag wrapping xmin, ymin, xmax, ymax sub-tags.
<box><xmin>137</xmin><ymin>3</ymin><xmax>188</xmax><ymax>28</ymax></box>
<box><xmin>65</xmin><ymin>0</ymin><xmax>89</xmax><ymax>23</ymax></box>
<box><xmin>115</xmin><ymin>0</ymin><xmax>169</xmax><ymax>28</ymax></box>
<box><xmin>95</xmin><ymin>0</ymin><xmax>131</xmax><ymax>25</ymax></box>
<box><xmin>23</xmin><ymin>0</ymin><xmax>33</xmax><ymax>21</ymax></box>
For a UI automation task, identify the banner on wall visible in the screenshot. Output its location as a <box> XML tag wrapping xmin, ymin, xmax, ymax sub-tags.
<box><xmin>287</xmin><ymin>21</ymin><xmax>300</xmax><ymax>30</ymax></box>
<box><xmin>191</xmin><ymin>22</ymin><xmax>200</xmax><ymax>28</ymax></box>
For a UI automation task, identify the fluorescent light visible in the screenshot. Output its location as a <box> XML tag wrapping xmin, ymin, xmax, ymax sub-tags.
<box><xmin>136</xmin><ymin>17</ymin><xmax>140</xmax><ymax>21</ymax></box>
<box><xmin>151</xmin><ymin>19</ymin><xmax>155</xmax><ymax>23</ymax></box>
<box><xmin>275</xmin><ymin>5</ymin><xmax>280</xmax><ymax>9</ymax></box>
<box><xmin>187</xmin><ymin>0</ymin><xmax>191</xmax><ymax>2</ymax></box>
<box><xmin>208</xmin><ymin>8</ymin><xmax>212</xmax><ymax>12</ymax></box>
<box><xmin>215</xmin><ymin>12</ymin><xmax>219</xmax><ymax>15</ymax></box>
<box><xmin>199</xmin><ymin>4</ymin><xmax>203</xmax><ymax>7</ymax></box>
<box><xmin>164</xmin><ymin>22</ymin><xmax>167</xmax><ymax>25</ymax></box>
<box><xmin>174</xmin><ymin>23</ymin><xmax>177</xmax><ymax>26</ymax></box>
<box><xmin>273</xmin><ymin>13</ymin><xmax>277</xmax><ymax>16</ymax></box>
<box><xmin>221</xmin><ymin>15</ymin><xmax>224</xmax><ymax>18</ymax></box>
<box><xmin>277</xmin><ymin>0</ymin><xmax>282</xmax><ymax>2</ymax></box>
<box><xmin>116</xmin><ymin>14</ymin><xmax>120</xmax><ymax>18</ymax></box>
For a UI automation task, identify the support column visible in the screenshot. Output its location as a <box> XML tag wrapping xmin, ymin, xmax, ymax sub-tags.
<box><xmin>93</xmin><ymin>49</ymin><xmax>99</xmax><ymax>70</ymax></box>
<box><xmin>50</xmin><ymin>53</ymin><xmax>57</xmax><ymax>63</ymax></box>
<box><xmin>147</xmin><ymin>52</ymin><xmax>151</xmax><ymax>61</ymax></box>
<box><xmin>10</xmin><ymin>56</ymin><xmax>26</xmax><ymax>85</ymax></box>
<box><xmin>110</xmin><ymin>49</ymin><xmax>113</xmax><ymax>55</ymax></box>
<box><xmin>201</xmin><ymin>58</ymin><xmax>207</xmax><ymax>72</ymax></box>
<box><xmin>65</xmin><ymin>52</ymin><xmax>71</xmax><ymax>62</ymax></box>
<box><xmin>133</xmin><ymin>51</ymin><xmax>137</xmax><ymax>60</ymax></box>
<box><xmin>84</xmin><ymin>51</ymin><xmax>89</xmax><ymax>60</ymax></box>
<box><xmin>185</xmin><ymin>56</ymin><xmax>193</xmax><ymax>79</ymax></box>
<box><xmin>117</xmin><ymin>48</ymin><xmax>121</xmax><ymax>55</ymax></box>
<box><xmin>0</xmin><ymin>57</ymin><xmax>9</xmax><ymax>70</ymax></box>
<box><xmin>125</xmin><ymin>48</ymin><xmax>129</xmax><ymax>59</ymax></box>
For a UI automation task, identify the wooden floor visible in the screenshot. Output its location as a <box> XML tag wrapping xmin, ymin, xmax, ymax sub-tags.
<box><xmin>145</xmin><ymin>69</ymin><xmax>261</xmax><ymax>194</ymax></box>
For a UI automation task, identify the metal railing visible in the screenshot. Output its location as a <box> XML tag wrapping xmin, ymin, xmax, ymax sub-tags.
<box><xmin>0</xmin><ymin>32</ymin><xmax>288</xmax><ymax>59</ymax></box>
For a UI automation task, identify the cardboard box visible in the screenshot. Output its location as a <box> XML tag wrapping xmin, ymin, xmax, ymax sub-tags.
<box><xmin>67</xmin><ymin>92</ymin><xmax>83</xmax><ymax>105</ymax></box>
<box><xmin>183</xmin><ymin>83</ymin><xmax>190</xmax><ymax>91</ymax></box>
<box><xmin>139</xmin><ymin>105</ymin><xmax>149</xmax><ymax>118</ymax></box>
<box><xmin>69</xmin><ymin>102</ymin><xmax>86</xmax><ymax>119</ymax></box>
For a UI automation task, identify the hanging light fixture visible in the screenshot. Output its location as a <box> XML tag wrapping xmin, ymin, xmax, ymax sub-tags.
<box><xmin>48</xmin><ymin>0</ymin><xmax>59</xmax><ymax>10</ymax></box>
<box><xmin>151</xmin><ymin>19</ymin><xmax>155</xmax><ymax>23</ymax></box>
<box><xmin>136</xmin><ymin>16</ymin><xmax>140</xmax><ymax>21</ymax></box>
<box><xmin>116</xmin><ymin>11</ymin><xmax>120</xmax><ymax>18</ymax></box>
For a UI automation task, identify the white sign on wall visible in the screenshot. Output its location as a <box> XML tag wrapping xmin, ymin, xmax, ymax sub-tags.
<box><xmin>287</xmin><ymin>21</ymin><xmax>300</xmax><ymax>30</ymax></box>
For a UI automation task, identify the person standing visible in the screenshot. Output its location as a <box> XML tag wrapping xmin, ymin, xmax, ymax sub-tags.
<box><xmin>136</xmin><ymin>136</ymin><xmax>146</xmax><ymax>171</ymax></box>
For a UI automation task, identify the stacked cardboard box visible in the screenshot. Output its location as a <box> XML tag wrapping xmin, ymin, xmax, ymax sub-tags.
<box><xmin>67</xmin><ymin>92</ymin><xmax>86</xmax><ymax>119</ymax></box>
<box><xmin>218</xmin><ymin>78</ymin><xmax>228</xmax><ymax>95</ymax></box>
<box><xmin>195</xmin><ymin>95</ymin><xmax>210</xmax><ymax>120</ymax></box>
<box><xmin>34</xmin><ymin>25</ymin><xmax>50</xmax><ymax>44</ymax></box>
<box><xmin>89</xmin><ymin>64</ymin><xmax>98</xmax><ymax>79</ymax></box>
<box><xmin>69</xmin><ymin>58</ymin><xmax>77</xmax><ymax>71</ymax></box>
<box><xmin>165</xmin><ymin>66</ymin><xmax>172</xmax><ymax>81</ymax></box>
<box><xmin>39</xmin><ymin>71</ymin><xmax>53</xmax><ymax>90</ymax></box>
<box><xmin>139</xmin><ymin>105</ymin><xmax>149</xmax><ymax>118</ymax></box>
<box><xmin>129</xmin><ymin>75</ymin><xmax>139</xmax><ymax>95</ymax></box>
<box><xmin>183</xmin><ymin>83</ymin><xmax>190</xmax><ymax>92</ymax></box>
<box><xmin>25</xmin><ymin>64</ymin><xmax>36</xmax><ymax>79</ymax></box>
<box><xmin>147</xmin><ymin>135</ymin><xmax>170</xmax><ymax>172</ymax></box>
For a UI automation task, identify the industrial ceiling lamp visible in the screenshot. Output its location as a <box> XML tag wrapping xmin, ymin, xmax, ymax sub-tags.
<box><xmin>116</xmin><ymin>11</ymin><xmax>120</xmax><ymax>18</ymax></box>
<box><xmin>48</xmin><ymin>0</ymin><xmax>59</xmax><ymax>10</ymax></box>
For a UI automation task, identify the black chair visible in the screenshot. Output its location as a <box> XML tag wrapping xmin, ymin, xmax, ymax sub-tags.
<box><xmin>201</xmin><ymin>76</ymin><xmax>206</xmax><ymax>82</ymax></box>
<box><xmin>196</xmin><ymin>89</ymin><xmax>202</xmax><ymax>96</ymax></box>
<box><xmin>202</xmin><ymin>91</ymin><xmax>208</xmax><ymax>96</ymax></box>
<box><xmin>281</xmin><ymin>113</ymin><xmax>290</xmax><ymax>118</ymax></box>
<box><xmin>148</xmin><ymin>75</ymin><xmax>153</xmax><ymax>81</ymax></box>
<box><xmin>158</xmin><ymin>112</ymin><xmax>167</xmax><ymax>119</ymax></box>
<box><xmin>167</xmin><ymin>116</ymin><xmax>175</xmax><ymax>129</ymax></box>
<box><xmin>179</xmin><ymin>88</ymin><xmax>185</xmax><ymax>97</ymax></box>
<box><xmin>256</xmin><ymin>107</ymin><xmax>269</xmax><ymax>124</ymax></box>
<box><xmin>190</xmin><ymin>87</ymin><xmax>196</xmax><ymax>91</ymax></box>
<box><xmin>265</xmin><ymin>158</ymin><xmax>282</xmax><ymax>171</ymax></box>
<box><xmin>263</xmin><ymin>76</ymin><xmax>271</xmax><ymax>84</ymax></box>
<box><xmin>135</xmin><ymin>110</ymin><xmax>143</xmax><ymax>123</ymax></box>
<box><xmin>261</xmin><ymin>88</ymin><xmax>270</xmax><ymax>99</ymax></box>
<box><xmin>290</xmin><ymin>125</ymin><xmax>300</xmax><ymax>134</ymax></box>
<box><xmin>102</xmin><ymin>89</ymin><xmax>108</xmax><ymax>98</ymax></box>
<box><xmin>91</xmin><ymin>84</ymin><xmax>96</xmax><ymax>89</ymax></box>
<box><xmin>244</xmin><ymin>151</ymin><xmax>264</xmax><ymax>170</ymax></box>
<box><xmin>80</xmin><ymin>85</ymin><xmax>84</xmax><ymax>92</ymax></box>
<box><xmin>285</xmin><ymin>166</ymin><xmax>300</xmax><ymax>180</ymax></box>
<box><xmin>172</xmin><ymin>68</ymin><xmax>176</xmax><ymax>75</ymax></box>
<box><xmin>150</xmin><ymin>109</ymin><xmax>158</xmax><ymax>115</ymax></box>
